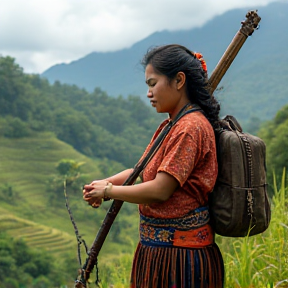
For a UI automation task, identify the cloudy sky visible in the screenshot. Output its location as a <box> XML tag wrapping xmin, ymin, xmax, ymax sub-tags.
<box><xmin>1</xmin><ymin>0</ymin><xmax>280</xmax><ymax>74</ymax></box>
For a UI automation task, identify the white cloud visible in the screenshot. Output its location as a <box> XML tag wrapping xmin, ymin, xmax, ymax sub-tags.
<box><xmin>0</xmin><ymin>0</ymin><xmax>280</xmax><ymax>73</ymax></box>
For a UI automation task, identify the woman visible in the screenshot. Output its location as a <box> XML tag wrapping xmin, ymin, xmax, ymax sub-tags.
<box><xmin>83</xmin><ymin>44</ymin><xmax>224</xmax><ymax>288</ymax></box>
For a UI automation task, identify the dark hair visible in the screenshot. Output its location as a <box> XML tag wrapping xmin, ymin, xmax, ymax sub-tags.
<box><xmin>141</xmin><ymin>44</ymin><xmax>220</xmax><ymax>129</ymax></box>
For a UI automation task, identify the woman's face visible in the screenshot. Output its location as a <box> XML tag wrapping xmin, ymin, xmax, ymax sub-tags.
<box><xmin>145</xmin><ymin>64</ymin><xmax>185</xmax><ymax>119</ymax></box>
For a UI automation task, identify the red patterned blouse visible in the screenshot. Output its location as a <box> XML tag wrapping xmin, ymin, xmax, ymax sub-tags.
<box><xmin>139</xmin><ymin>111</ymin><xmax>217</xmax><ymax>219</ymax></box>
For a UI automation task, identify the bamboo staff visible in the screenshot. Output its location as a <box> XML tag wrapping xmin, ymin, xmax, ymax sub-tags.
<box><xmin>208</xmin><ymin>10</ymin><xmax>261</xmax><ymax>94</ymax></box>
<box><xmin>75</xmin><ymin>10</ymin><xmax>261</xmax><ymax>288</ymax></box>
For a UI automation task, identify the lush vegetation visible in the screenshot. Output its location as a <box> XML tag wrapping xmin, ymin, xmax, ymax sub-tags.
<box><xmin>0</xmin><ymin>134</ymin><xmax>139</xmax><ymax>287</ymax></box>
<box><xmin>258</xmin><ymin>104</ymin><xmax>288</xmax><ymax>193</ymax></box>
<box><xmin>0</xmin><ymin>231</ymin><xmax>73</xmax><ymax>288</ymax></box>
<box><xmin>0</xmin><ymin>131</ymin><xmax>139</xmax><ymax>268</ymax></box>
<box><xmin>1</xmin><ymin>54</ymin><xmax>288</xmax><ymax>287</ymax></box>
<box><xmin>0</xmin><ymin>56</ymin><xmax>163</xmax><ymax>168</ymax></box>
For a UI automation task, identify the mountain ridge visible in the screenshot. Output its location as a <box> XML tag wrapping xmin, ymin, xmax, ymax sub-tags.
<box><xmin>41</xmin><ymin>1</ymin><xmax>288</xmax><ymax>124</ymax></box>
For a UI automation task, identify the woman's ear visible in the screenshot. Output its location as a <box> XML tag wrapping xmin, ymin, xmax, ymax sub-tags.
<box><xmin>175</xmin><ymin>72</ymin><xmax>186</xmax><ymax>90</ymax></box>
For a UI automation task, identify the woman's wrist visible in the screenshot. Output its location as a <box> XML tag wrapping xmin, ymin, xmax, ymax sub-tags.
<box><xmin>103</xmin><ymin>182</ymin><xmax>113</xmax><ymax>200</ymax></box>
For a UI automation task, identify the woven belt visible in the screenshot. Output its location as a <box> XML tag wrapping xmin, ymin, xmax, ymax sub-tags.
<box><xmin>140</xmin><ymin>207</ymin><xmax>214</xmax><ymax>248</ymax></box>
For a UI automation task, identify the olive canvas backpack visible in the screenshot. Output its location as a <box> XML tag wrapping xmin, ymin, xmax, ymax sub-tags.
<box><xmin>209</xmin><ymin>115</ymin><xmax>271</xmax><ymax>237</ymax></box>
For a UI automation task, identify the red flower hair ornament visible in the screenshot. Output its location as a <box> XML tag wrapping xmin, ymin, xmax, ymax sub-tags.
<box><xmin>194</xmin><ymin>52</ymin><xmax>207</xmax><ymax>74</ymax></box>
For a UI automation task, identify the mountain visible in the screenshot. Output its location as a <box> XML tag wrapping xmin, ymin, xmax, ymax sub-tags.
<box><xmin>41</xmin><ymin>1</ymin><xmax>288</xmax><ymax>125</ymax></box>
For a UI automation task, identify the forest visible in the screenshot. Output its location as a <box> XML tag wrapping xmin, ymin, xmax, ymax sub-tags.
<box><xmin>0</xmin><ymin>56</ymin><xmax>164</xmax><ymax>168</ymax></box>
<box><xmin>0</xmin><ymin>55</ymin><xmax>288</xmax><ymax>288</ymax></box>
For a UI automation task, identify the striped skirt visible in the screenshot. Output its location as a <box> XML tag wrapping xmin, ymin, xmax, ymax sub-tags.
<box><xmin>130</xmin><ymin>207</ymin><xmax>224</xmax><ymax>288</ymax></box>
<box><xmin>130</xmin><ymin>242</ymin><xmax>224</xmax><ymax>288</ymax></box>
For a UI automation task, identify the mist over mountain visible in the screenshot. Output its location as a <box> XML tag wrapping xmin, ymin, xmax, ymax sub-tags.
<box><xmin>42</xmin><ymin>1</ymin><xmax>288</xmax><ymax>124</ymax></box>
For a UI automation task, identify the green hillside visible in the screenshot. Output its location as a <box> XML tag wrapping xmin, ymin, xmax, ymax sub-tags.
<box><xmin>0</xmin><ymin>132</ymin><xmax>102</xmax><ymax>215</ymax></box>
<box><xmin>0</xmin><ymin>133</ymin><xmax>139</xmax><ymax>259</ymax></box>
<box><xmin>0</xmin><ymin>55</ymin><xmax>150</xmax><ymax>266</ymax></box>
<box><xmin>0</xmin><ymin>214</ymin><xmax>75</xmax><ymax>254</ymax></box>
<box><xmin>0</xmin><ymin>51</ymin><xmax>146</xmax><ymax>287</ymax></box>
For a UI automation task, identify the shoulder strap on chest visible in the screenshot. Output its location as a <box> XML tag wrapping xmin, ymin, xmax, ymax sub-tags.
<box><xmin>135</xmin><ymin>103</ymin><xmax>201</xmax><ymax>171</ymax></box>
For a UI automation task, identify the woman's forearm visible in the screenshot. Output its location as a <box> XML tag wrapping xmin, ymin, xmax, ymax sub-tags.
<box><xmin>106</xmin><ymin>172</ymin><xmax>178</xmax><ymax>204</ymax></box>
<box><xmin>85</xmin><ymin>171</ymin><xmax>178</xmax><ymax>205</ymax></box>
<box><xmin>104</xmin><ymin>168</ymin><xmax>134</xmax><ymax>185</ymax></box>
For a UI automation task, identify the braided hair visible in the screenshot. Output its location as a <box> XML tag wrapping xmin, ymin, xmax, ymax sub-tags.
<box><xmin>141</xmin><ymin>44</ymin><xmax>220</xmax><ymax>129</ymax></box>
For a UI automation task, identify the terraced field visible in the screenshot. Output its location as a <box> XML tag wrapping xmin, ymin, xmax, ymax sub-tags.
<box><xmin>0</xmin><ymin>214</ymin><xmax>76</xmax><ymax>254</ymax></box>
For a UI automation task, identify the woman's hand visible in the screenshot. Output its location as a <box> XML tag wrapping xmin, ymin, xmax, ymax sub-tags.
<box><xmin>82</xmin><ymin>171</ymin><xmax>178</xmax><ymax>205</ymax></box>
<box><xmin>83</xmin><ymin>180</ymin><xmax>108</xmax><ymax>208</ymax></box>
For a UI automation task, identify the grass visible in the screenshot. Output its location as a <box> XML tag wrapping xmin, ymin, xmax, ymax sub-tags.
<box><xmin>94</xmin><ymin>170</ymin><xmax>288</xmax><ymax>288</ymax></box>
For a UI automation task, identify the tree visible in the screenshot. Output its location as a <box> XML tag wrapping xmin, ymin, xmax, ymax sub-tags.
<box><xmin>258</xmin><ymin>104</ymin><xmax>288</xmax><ymax>191</ymax></box>
<box><xmin>0</xmin><ymin>182</ymin><xmax>14</xmax><ymax>203</ymax></box>
<box><xmin>56</xmin><ymin>159</ymin><xmax>85</xmax><ymax>178</ymax></box>
<box><xmin>0</xmin><ymin>56</ymin><xmax>24</xmax><ymax>115</ymax></box>
<box><xmin>47</xmin><ymin>159</ymin><xmax>87</xmax><ymax>206</ymax></box>
<box><xmin>0</xmin><ymin>232</ymin><xmax>68</xmax><ymax>287</ymax></box>
<box><xmin>1</xmin><ymin>116</ymin><xmax>32</xmax><ymax>138</ymax></box>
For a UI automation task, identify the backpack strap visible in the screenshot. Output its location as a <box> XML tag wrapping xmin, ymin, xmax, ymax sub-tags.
<box><xmin>219</xmin><ymin>115</ymin><xmax>243</xmax><ymax>132</ymax></box>
<box><xmin>134</xmin><ymin>103</ymin><xmax>202</xmax><ymax>171</ymax></box>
